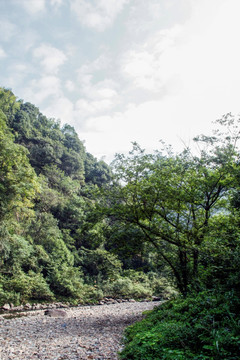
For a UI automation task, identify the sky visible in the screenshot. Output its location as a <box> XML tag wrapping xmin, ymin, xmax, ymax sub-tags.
<box><xmin>1</xmin><ymin>0</ymin><xmax>240</xmax><ymax>162</ymax></box>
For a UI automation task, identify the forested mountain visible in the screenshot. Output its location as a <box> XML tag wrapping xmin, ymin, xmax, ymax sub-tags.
<box><xmin>0</xmin><ymin>87</ymin><xmax>167</xmax><ymax>305</ymax></box>
<box><xmin>0</xmin><ymin>87</ymin><xmax>107</xmax><ymax>303</ymax></box>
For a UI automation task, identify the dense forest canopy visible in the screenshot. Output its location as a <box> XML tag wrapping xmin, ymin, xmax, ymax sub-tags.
<box><xmin>0</xmin><ymin>87</ymin><xmax>173</xmax><ymax>305</ymax></box>
<box><xmin>1</xmin><ymin>87</ymin><xmax>240</xmax><ymax>358</ymax></box>
<box><xmin>0</xmin><ymin>87</ymin><xmax>117</xmax><ymax>304</ymax></box>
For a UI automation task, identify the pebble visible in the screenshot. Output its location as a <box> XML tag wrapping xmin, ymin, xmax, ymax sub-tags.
<box><xmin>0</xmin><ymin>301</ymin><xmax>161</xmax><ymax>360</ymax></box>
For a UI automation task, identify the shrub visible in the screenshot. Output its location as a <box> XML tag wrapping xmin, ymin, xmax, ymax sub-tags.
<box><xmin>47</xmin><ymin>264</ymin><xmax>84</xmax><ymax>298</ymax></box>
<box><xmin>122</xmin><ymin>270</ymin><xmax>178</xmax><ymax>299</ymax></box>
<box><xmin>120</xmin><ymin>291</ymin><xmax>240</xmax><ymax>359</ymax></box>
<box><xmin>78</xmin><ymin>247</ymin><xmax>122</xmax><ymax>282</ymax></box>
<box><xmin>0</xmin><ymin>277</ymin><xmax>21</xmax><ymax>306</ymax></box>
<box><xmin>103</xmin><ymin>277</ymin><xmax>152</xmax><ymax>299</ymax></box>
<box><xmin>1</xmin><ymin>270</ymin><xmax>54</xmax><ymax>304</ymax></box>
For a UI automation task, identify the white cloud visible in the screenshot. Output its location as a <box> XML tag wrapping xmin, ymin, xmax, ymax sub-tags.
<box><xmin>16</xmin><ymin>0</ymin><xmax>63</xmax><ymax>13</ymax></box>
<box><xmin>70</xmin><ymin>0</ymin><xmax>129</xmax><ymax>31</ymax></box>
<box><xmin>65</xmin><ymin>80</ymin><xmax>76</xmax><ymax>92</ymax></box>
<box><xmin>75</xmin><ymin>55</ymin><xmax>119</xmax><ymax>119</ymax></box>
<box><xmin>0</xmin><ymin>20</ymin><xmax>17</xmax><ymax>42</ymax></box>
<box><xmin>121</xmin><ymin>25</ymin><xmax>183</xmax><ymax>92</ymax></box>
<box><xmin>2</xmin><ymin>63</ymin><xmax>29</xmax><ymax>90</ymax></box>
<box><xmin>76</xmin><ymin>98</ymin><xmax>113</xmax><ymax>118</ymax></box>
<box><xmin>0</xmin><ymin>47</ymin><xmax>7</xmax><ymax>58</ymax></box>
<box><xmin>33</xmin><ymin>44</ymin><xmax>67</xmax><ymax>74</ymax></box>
<box><xmin>121</xmin><ymin>0</ymin><xmax>240</xmax><ymax>115</ymax></box>
<box><xmin>77</xmin><ymin>55</ymin><xmax>111</xmax><ymax>95</ymax></box>
<box><xmin>4</xmin><ymin>0</ymin><xmax>240</xmax><ymax>163</ymax></box>
<box><xmin>81</xmin><ymin>0</ymin><xmax>240</xmax><ymax>160</ymax></box>
<box><xmin>43</xmin><ymin>96</ymin><xmax>74</xmax><ymax>123</ymax></box>
<box><xmin>77</xmin><ymin>55</ymin><xmax>110</xmax><ymax>76</ymax></box>
<box><xmin>18</xmin><ymin>0</ymin><xmax>46</xmax><ymax>14</ymax></box>
<box><xmin>23</xmin><ymin>76</ymin><xmax>62</xmax><ymax>105</ymax></box>
<box><xmin>82</xmin><ymin>79</ymin><xmax>118</xmax><ymax>100</ymax></box>
<box><xmin>75</xmin><ymin>79</ymin><xmax>118</xmax><ymax>119</ymax></box>
<box><xmin>50</xmin><ymin>0</ymin><xmax>63</xmax><ymax>7</ymax></box>
<box><xmin>80</xmin><ymin>96</ymin><xmax>218</xmax><ymax>161</ymax></box>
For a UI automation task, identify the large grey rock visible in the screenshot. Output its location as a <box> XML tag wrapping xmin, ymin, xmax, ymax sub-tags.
<box><xmin>44</xmin><ymin>309</ymin><xmax>68</xmax><ymax>317</ymax></box>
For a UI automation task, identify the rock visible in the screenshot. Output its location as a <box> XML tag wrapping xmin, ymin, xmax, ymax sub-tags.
<box><xmin>24</xmin><ymin>303</ymin><xmax>31</xmax><ymax>310</ymax></box>
<box><xmin>98</xmin><ymin>301</ymin><xmax>105</xmax><ymax>305</ymax></box>
<box><xmin>0</xmin><ymin>301</ymin><xmax>161</xmax><ymax>359</ymax></box>
<box><xmin>46</xmin><ymin>303</ymin><xmax>56</xmax><ymax>309</ymax></box>
<box><xmin>44</xmin><ymin>309</ymin><xmax>67</xmax><ymax>317</ymax></box>
<box><xmin>2</xmin><ymin>304</ymin><xmax>11</xmax><ymax>310</ymax></box>
<box><xmin>152</xmin><ymin>296</ymin><xmax>162</xmax><ymax>301</ymax></box>
<box><xmin>12</xmin><ymin>305</ymin><xmax>24</xmax><ymax>311</ymax></box>
<box><xmin>105</xmin><ymin>298</ymin><xmax>116</xmax><ymax>304</ymax></box>
<box><xmin>128</xmin><ymin>299</ymin><xmax>136</xmax><ymax>303</ymax></box>
<box><xmin>32</xmin><ymin>304</ymin><xmax>43</xmax><ymax>310</ymax></box>
<box><xmin>56</xmin><ymin>302</ymin><xmax>69</xmax><ymax>308</ymax></box>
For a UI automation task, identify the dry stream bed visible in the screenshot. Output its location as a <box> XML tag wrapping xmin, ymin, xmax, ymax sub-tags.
<box><xmin>0</xmin><ymin>300</ymin><xmax>161</xmax><ymax>360</ymax></box>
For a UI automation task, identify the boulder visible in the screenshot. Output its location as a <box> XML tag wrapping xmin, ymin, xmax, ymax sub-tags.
<box><xmin>44</xmin><ymin>309</ymin><xmax>67</xmax><ymax>317</ymax></box>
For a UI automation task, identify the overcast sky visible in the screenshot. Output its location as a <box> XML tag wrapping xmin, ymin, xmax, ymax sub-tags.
<box><xmin>1</xmin><ymin>0</ymin><xmax>240</xmax><ymax>161</ymax></box>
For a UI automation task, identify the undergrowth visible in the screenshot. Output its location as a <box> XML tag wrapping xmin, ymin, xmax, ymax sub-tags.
<box><xmin>119</xmin><ymin>290</ymin><xmax>240</xmax><ymax>360</ymax></box>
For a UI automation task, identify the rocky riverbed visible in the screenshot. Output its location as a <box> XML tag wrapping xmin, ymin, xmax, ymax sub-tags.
<box><xmin>0</xmin><ymin>300</ymin><xmax>161</xmax><ymax>360</ymax></box>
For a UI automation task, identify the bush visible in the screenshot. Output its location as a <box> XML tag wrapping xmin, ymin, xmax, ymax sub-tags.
<box><xmin>103</xmin><ymin>277</ymin><xmax>152</xmax><ymax>299</ymax></box>
<box><xmin>47</xmin><ymin>264</ymin><xmax>84</xmax><ymax>299</ymax></box>
<box><xmin>0</xmin><ymin>278</ymin><xmax>21</xmax><ymax>306</ymax></box>
<box><xmin>120</xmin><ymin>291</ymin><xmax>240</xmax><ymax>359</ymax></box>
<box><xmin>1</xmin><ymin>270</ymin><xmax>54</xmax><ymax>304</ymax></box>
<box><xmin>123</xmin><ymin>270</ymin><xmax>177</xmax><ymax>299</ymax></box>
<box><xmin>78</xmin><ymin>247</ymin><xmax>122</xmax><ymax>282</ymax></box>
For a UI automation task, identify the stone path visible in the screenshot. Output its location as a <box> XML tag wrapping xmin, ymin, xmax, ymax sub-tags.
<box><xmin>0</xmin><ymin>301</ymin><xmax>160</xmax><ymax>360</ymax></box>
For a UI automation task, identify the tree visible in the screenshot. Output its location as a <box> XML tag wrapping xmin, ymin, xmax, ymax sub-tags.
<box><xmin>84</xmin><ymin>152</ymin><xmax>112</xmax><ymax>186</ymax></box>
<box><xmin>0</xmin><ymin>110</ymin><xmax>38</xmax><ymax>224</ymax></box>
<box><xmin>0</xmin><ymin>101</ymin><xmax>39</xmax><ymax>290</ymax></box>
<box><xmin>0</xmin><ymin>88</ymin><xmax>20</xmax><ymax>127</ymax></box>
<box><xmin>105</xmin><ymin>117</ymin><xmax>238</xmax><ymax>295</ymax></box>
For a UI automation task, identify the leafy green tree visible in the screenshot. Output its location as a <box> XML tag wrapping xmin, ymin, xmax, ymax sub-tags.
<box><xmin>84</xmin><ymin>152</ymin><xmax>112</xmax><ymax>186</ymax></box>
<box><xmin>78</xmin><ymin>247</ymin><xmax>122</xmax><ymax>282</ymax></box>
<box><xmin>60</xmin><ymin>124</ymin><xmax>85</xmax><ymax>181</ymax></box>
<box><xmin>0</xmin><ymin>87</ymin><xmax>20</xmax><ymax>126</ymax></box>
<box><xmin>0</xmin><ymin>110</ymin><xmax>38</xmax><ymax>224</ymax></box>
<box><xmin>105</xmin><ymin>118</ymin><xmax>238</xmax><ymax>295</ymax></box>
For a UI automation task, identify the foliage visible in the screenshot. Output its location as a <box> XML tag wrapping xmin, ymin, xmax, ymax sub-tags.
<box><xmin>120</xmin><ymin>291</ymin><xmax>240</xmax><ymax>360</ymax></box>
<box><xmin>0</xmin><ymin>87</ymin><xmax>115</xmax><ymax>304</ymax></box>
<box><xmin>84</xmin><ymin>152</ymin><xmax>112</xmax><ymax>186</ymax></box>
<box><xmin>0</xmin><ymin>109</ymin><xmax>38</xmax><ymax>223</ymax></box>
<box><xmin>78</xmin><ymin>247</ymin><xmax>122</xmax><ymax>282</ymax></box>
<box><xmin>103</xmin><ymin>276</ymin><xmax>152</xmax><ymax>299</ymax></box>
<box><xmin>105</xmin><ymin>130</ymin><xmax>237</xmax><ymax>295</ymax></box>
<box><xmin>1</xmin><ymin>84</ymin><xmax>240</xmax><ymax>360</ymax></box>
<box><xmin>122</xmin><ymin>270</ymin><xmax>178</xmax><ymax>299</ymax></box>
<box><xmin>0</xmin><ymin>87</ymin><xmax>20</xmax><ymax>125</ymax></box>
<box><xmin>0</xmin><ymin>270</ymin><xmax>54</xmax><ymax>304</ymax></box>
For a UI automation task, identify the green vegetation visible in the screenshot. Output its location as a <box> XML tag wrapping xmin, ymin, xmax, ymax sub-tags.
<box><xmin>115</xmin><ymin>118</ymin><xmax>240</xmax><ymax>358</ymax></box>
<box><xmin>1</xmin><ymin>86</ymin><xmax>240</xmax><ymax>358</ymax></box>
<box><xmin>0</xmin><ymin>87</ymin><xmax>171</xmax><ymax>305</ymax></box>
<box><xmin>120</xmin><ymin>291</ymin><xmax>240</xmax><ymax>359</ymax></box>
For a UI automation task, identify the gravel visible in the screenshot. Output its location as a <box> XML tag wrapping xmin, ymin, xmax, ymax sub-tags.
<box><xmin>0</xmin><ymin>301</ymin><xmax>161</xmax><ymax>360</ymax></box>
